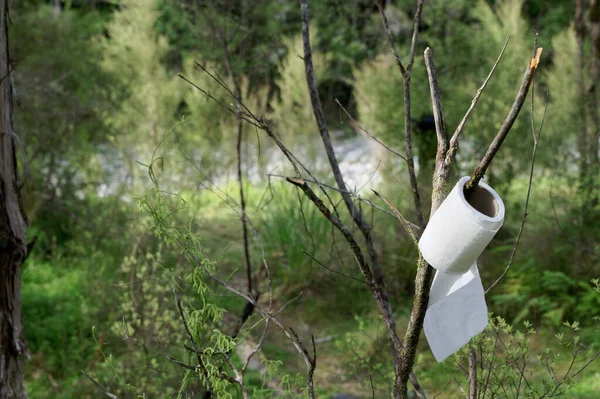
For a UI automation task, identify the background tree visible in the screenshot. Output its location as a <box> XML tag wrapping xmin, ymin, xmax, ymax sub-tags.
<box><xmin>0</xmin><ymin>0</ymin><xmax>28</xmax><ymax>397</ymax></box>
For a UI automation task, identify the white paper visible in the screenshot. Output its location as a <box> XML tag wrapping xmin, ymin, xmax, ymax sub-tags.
<box><xmin>418</xmin><ymin>176</ymin><xmax>505</xmax><ymax>274</ymax></box>
<box><xmin>418</xmin><ymin>176</ymin><xmax>504</xmax><ymax>362</ymax></box>
<box><xmin>424</xmin><ymin>263</ymin><xmax>488</xmax><ymax>362</ymax></box>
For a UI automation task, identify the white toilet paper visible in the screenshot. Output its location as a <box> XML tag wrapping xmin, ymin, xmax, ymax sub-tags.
<box><xmin>418</xmin><ymin>176</ymin><xmax>505</xmax><ymax>274</ymax></box>
<box><xmin>419</xmin><ymin>176</ymin><xmax>505</xmax><ymax>362</ymax></box>
<box><xmin>424</xmin><ymin>264</ymin><xmax>488</xmax><ymax>362</ymax></box>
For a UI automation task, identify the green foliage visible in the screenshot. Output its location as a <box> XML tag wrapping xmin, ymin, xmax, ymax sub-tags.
<box><xmin>259</xmin><ymin>182</ymin><xmax>331</xmax><ymax>284</ymax></box>
<box><xmin>354</xmin><ymin>50</ymin><xmax>432</xmax><ymax>175</ymax></box>
<box><xmin>13</xmin><ymin>0</ymin><xmax>600</xmax><ymax>397</ymax></box>
<box><xmin>269</xmin><ymin>34</ymin><xmax>325</xmax><ymax>149</ymax></box>
<box><xmin>101</xmin><ymin>0</ymin><xmax>181</xmax><ymax>174</ymax></box>
<box><xmin>492</xmin><ymin>271</ymin><xmax>600</xmax><ymax>328</ymax></box>
<box><xmin>448</xmin><ymin>313</ymin><xmax>600</xmax><ymax>398</ymax></box>
<box><xmin>23</xmin><ymin>259</ymin><xmax>94</xmax><ymax>396</ymax></box>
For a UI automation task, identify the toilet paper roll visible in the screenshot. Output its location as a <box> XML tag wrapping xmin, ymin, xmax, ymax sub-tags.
<box><xmin>418</xmin><ymin>176</ymin><xmax>505</xmax><ymax>274</ymax></box>
<box><xmin>424</xmin><ymin>263</ymin><xmax>488</xmax><ymax>362</ymax></box>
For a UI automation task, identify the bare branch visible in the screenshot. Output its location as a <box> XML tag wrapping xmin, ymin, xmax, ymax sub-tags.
<box><xmin>424</xmin><ymin>48</ymin><xmax>448</xmax><ymax>144</ymax></box>
<box><xmin>446</xmin><ymin>36</ymin><xmax>511</xmax><ymax>166</ymax></box>
<box><xmin>301</xmin><ymin>249</ymin><xmax>368</xmax><ymax>284</ymax></box>
<box><xmin>372</xmin><ymin>190</ymin><xmax>419</xmax><ymax>246</ymax></box>
<box><xmin>286</xmin><ymin>178</ymin><xmax>374</xmax><ymax>283</ymax></box>
<box><xmin>424</xmin><ymin>47</ymin><xmax>449</xmax><ymax>212</ymax></box>
<box><xmin>268</xmin><ymin>173</ymin><xmax>416</xmax><ymax>222</ymax></box>
<box><xmin>397</xmin><ymin>47</ymin><xmax>454</xmax><ymax>393</ymax></box>
<box><xmin>375</xmin><ymin>0</ymin><xmax>407</xmax><ymax>76</ymax></box>
<box><xmin>81</xmin><ymin>371</ymin><xmax>118</xmax><ymax>399</ymax></box>
<box><xmin>300</xmin><ymin>4</ymin><xmax>416</xmax><ymax>396</ymax></box>
<box><xmin>287</xmin><ymin>177</ymin><xmax>425</xmax><ymax>398</ymax></box>
<box><xmin>465</xmin><ymin>47</ymin><xmax>543</xmax><ymax>194</ymax></box>
<box><xmin>486</xmin><ymin>90</ymin><xmax>549</xmax><ymax>294</ymax></box>
<box><xmin>178</xmin><ymin>74</ymin><xmax>260</xmax><ymax>129</ymax></box>
<box><xmin>376</xmin><ymin>0</ymin><xmax>426</xmax><ymax>227</ymax></box>
<box><xmin>469</xmin><ymin>346</ymin><xmax>477</xmax><ymax>399</ymax></box>
<box><xmin>403</xmin><ymin>77</ymin><xmax>425</xmax><ymax>228</ymax></box>
<box><xmin>335</xmin><ymin>98</ymin><xmax>407</xmax><ymax>161</ymax></box>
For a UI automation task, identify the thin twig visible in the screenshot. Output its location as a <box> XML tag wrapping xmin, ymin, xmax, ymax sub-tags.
<box><xmin>301</xmin><ymin>249</ymin><xmax>368</xmax><ymax>284</ymax></box>
<box><xmin>375</xmin><ymin>0</ymin><xmax>407</xmax><ymax>76</ymax></box>
<box><xmin>81</xmin><ymin>370</ymin><xmax>118</xmax><ymax>399</ymax></box>
<box><xmin>372</xmin><ymin>190</ymin><xmax>419</xmax><ymax>246</ymax></box>
<box><xmin>376</xmin><ymin>0</ymin><xmax>426</xmax><ymax>227</ymax></box>
<box><xmin>465</xmin><ymin>47</ymin><xmax>543</xmax><ymax>195</ymax></box>
<box><xmin>446</xmin><ymin>36</ymin><xmax>511</xmax><ymax>166</ymax></box>
<box><xmin>424</xmin><ymin>47</ymin><xmax>449</xmax><ymax>211</ymax></box>
<box><xmin>267</xmin><ymin>173</ymin><xmax>419</xmax><ymax>224</ymax></box>
<box><xmin>486</xmin><ymin>89</ymin><xmax>549</xmax><ymax>294</ymax></box>
<box><xmin>335</xmin><ymin>99</ymin><xmax>407</xmax><ymax>161</ymax></box>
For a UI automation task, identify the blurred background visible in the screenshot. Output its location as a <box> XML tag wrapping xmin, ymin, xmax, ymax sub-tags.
<box><xmin>10</xmin><ymin>0</ymin><xmax>600</xmax><ymax>397</ymax></box>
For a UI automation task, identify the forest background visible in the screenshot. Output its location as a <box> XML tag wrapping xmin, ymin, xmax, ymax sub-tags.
<box><xmin>9</xmin><ymin>0</ymin><xmax>600</xmax><ymax>397</ymax></box>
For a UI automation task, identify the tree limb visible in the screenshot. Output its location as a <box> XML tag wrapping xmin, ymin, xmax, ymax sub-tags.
<box><xmin>486</xmin><ymin>90</ymin><xmax>549</xmax><ymax>294</ymax></box>
<box><xmin>464</xmin><ymin>47</ymin><xmax>543</xmax><ymax>195</ymax></box>
<box><xmin>445</xmin><ymin>36</ymin><xmax>511</xmax><ymax>167</ymax></box>
<box><xmin>376</xmin><ymin>0</ymin><xmax>426</xmax><ymax>227</ymax></box>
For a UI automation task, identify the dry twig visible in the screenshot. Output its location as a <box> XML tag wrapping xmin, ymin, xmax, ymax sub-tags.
<box><xmin>445</xmin><ymin>36</ymin><xmax>511</xmax><ymax>166</ymax></box>
<box><xmin>465</xmin><ymin>48</ymin><xmax>543</xmax><ymax>195</ymax></box>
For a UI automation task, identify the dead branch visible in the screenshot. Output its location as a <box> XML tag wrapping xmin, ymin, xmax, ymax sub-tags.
<box><xmin>372</xmin><ymin>190</ymin><xmax>419</xmax><ymax>247</ymax></box>
<box><xmin>335</xmin><ymin>98</ymin><xmax>407</xmax><ymax>161</ymax></box>
<box><xmin>81</xmin><ymin>370</ymin><xmax>118</xmax><ymax>399</ymax></box>
<box><xmin>300</xmin><ymin>2</ymin><xmax>423</xmax><ymax>396</ymax></box>
<box><xmin>375</xmin><ymin>0</ymin><xmax>407</xmax><ymax>76</ymax></box>
<box><xmin>377</xmin><ymin>0</ymin><xmax>426</xmax><ymax>228</ymax></box>
<box><xmin>445</xmin><ymin>36</ymin><xmax>511</xmax><ymax>166</ymax></box>
<box><xmin>486</xmin><ymin>90</ymin><xmax>549</xmax><ymax>294</ymax></box>
<box><xmin>424</xmin><ymin>48</ymin><xmax>449</xmax><ymax>212</ymax></box>
<box><xmin>464</xmin><ymin>47</ymin><xmax>543</xmax><ymax>195</ymax></box>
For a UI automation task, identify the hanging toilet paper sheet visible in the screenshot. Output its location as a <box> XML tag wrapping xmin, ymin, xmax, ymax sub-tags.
<box><xmin>418</xmin><ymin>176</ymin><xmax>505</xmax><ymax>362</ymax></box>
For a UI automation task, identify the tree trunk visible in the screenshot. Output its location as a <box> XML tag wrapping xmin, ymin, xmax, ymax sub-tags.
<box><xmin>575</xmin><ymin>0</ymin><xmax>589</xmax><ymax>184</ymax></box>
<box><xmin>0</xmin><ymin>0</ymin><xmax>29</xmax><ymax>397</ymax></box>
<box><xmin>589</xmin><ymin>0</ymin><xmax>600</xmax><ymax>168</ymax></box>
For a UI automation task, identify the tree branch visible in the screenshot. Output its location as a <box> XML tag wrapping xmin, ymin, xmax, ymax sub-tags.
<box><xmin>375</xmin><ymin>0</ymin><xmax>407</xmax><ymax>76</ymax></box>
<box><xmin>286</xmin><ymin>177</ymin><xmax>424</xmax><ymax>398</ymax></box>
<box><xmin>376</xmin><ymin>0</ymin><xmax>426</xmax><ymax>227</ymax></box>
<box><xmin>445</xmin><ymin>36</ymin><xmax>511</xmax><ymax>166</ymax></box>
<box><xmin>464</xmin><ymin>47</ymin><xmax>543</xmax><ymax>195</ymax></box>
<box><xmin>300</xmin><ymin>3</ymin><xmax>420</xmax><ymax>396</ymax></box>
<box><xmin>486</xmin><ymin>90</ymin><xmax>549</xmax><ymax>294</ymax></box>
<box><xmin>81</xmin><ymin>370</ymin><xmax>118</xmax><ymax>399</ymax></box>
<box><xmin>335</xmin><ymin>98</ymin><xmax>407</xmax><ymax>161</ymax></box>
<box><xmin>397</xmin><ymin>47</ymin><xmax>450</xmax><ymax>394</ymax></box>
<box><xmin>468</xmin><ymin>345</ymin><xmax>477</xmax><ymax>399</ymax></box>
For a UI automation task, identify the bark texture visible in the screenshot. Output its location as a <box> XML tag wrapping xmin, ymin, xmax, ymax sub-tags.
<box><xmin>0</xmin><ymin>0</ymin><xmax>29</xmax><ymax>397</ymax></box>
